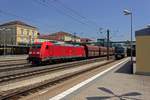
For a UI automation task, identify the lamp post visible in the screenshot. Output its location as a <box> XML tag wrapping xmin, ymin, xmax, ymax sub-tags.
<box><xmin>107</xmin><ymin>29</ymin><xmax>110</xmax><ymax>60</ymax></box>
<box><xmin>123</xmin><ymin>9</ymin><xmax>133</xmax><ymax>66</ymax></box>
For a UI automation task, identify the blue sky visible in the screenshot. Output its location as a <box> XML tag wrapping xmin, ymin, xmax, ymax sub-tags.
<box><xmin>0</xmin><ymin>0</ymin><xmax>150</xmax><ymax>41</ymax></box>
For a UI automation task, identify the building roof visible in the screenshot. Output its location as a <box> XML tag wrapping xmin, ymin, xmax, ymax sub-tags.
<box><xmin>0</xmin><ymin>20</ymin><xmax>37</xmax><ymax>29</ymax></box>
<box><xmin>81</xmin><ymin>38</ymin><xmax>92</xmax><ymax>41</ymax></box>
<box><xmin>50</xmin><ymin>31</ymin><xmax>71</xmax><ymax>36</ymax></box>
<box><xmin>38</xmin><ymin>34</ymin><xmax>58</xmax><ymax>41</ymax></box>
<box><xmin>135</xmin><ymin>27</ymin><xmax>150</xmax><ymax>36</ymax></box>
<box><xmin>50</xmin><ymin>31</ymin><xmax>80</xmax><ymax>38</ymax></box>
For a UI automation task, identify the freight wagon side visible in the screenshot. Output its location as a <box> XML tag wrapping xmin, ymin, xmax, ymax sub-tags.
<box><xmin>83</xmin><ymin>45</ymin><xmax>100</xmax><ymax>58</ymax></box>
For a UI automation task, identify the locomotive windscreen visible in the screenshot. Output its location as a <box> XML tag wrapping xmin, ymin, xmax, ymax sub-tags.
<box><xmin>115</xmin><ymin>47</ymin><xmax>125</xmax><ymax>53</ymax></box>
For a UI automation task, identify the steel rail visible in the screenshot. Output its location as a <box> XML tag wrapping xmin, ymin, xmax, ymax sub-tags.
<box><xmin>0</xmin><ymin>57</ymin><xmax>115</xmax><ymax>99</ymax></box>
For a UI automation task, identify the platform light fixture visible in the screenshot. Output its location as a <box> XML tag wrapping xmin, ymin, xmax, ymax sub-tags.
<box><xmin>123</xmin><ymin>9</ymin><xmax>133</xmax><ymax>68</ymax></box>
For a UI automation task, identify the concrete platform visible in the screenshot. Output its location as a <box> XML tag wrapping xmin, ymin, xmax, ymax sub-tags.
<box><xmin>0</xmin><ymin>55</ymin><xmax>28</xmax><ymax>61</ymax></box>
<box><xmin>51</xmin><ymin>58</ymin><xmax>150</xmax><ymax>100</ymax></box>
<box><xmin>0</xmin><ymin>60</ymin><xmax>110</xmax><ymax>92</ymax></box>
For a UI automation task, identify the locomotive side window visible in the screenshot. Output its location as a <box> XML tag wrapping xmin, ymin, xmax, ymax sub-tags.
<box><xmin>32</xmin><ymin>44</ymin><xmax>41</xmax><ymax>49</ymax></box>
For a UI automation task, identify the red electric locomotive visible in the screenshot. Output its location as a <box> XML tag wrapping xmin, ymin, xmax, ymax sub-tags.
<box><xmin>28</xmin><ymin>41</ymin><xmax>86</xmax><ymax>64</ymax></box>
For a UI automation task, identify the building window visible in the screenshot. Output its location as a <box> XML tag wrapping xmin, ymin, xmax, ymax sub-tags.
<box><xmin>32</xmin><ymin>37</ymin><xmax>34</xmax><ymax>43</ymax></box>
<box><xmin>32</xmin><ymin>31</ymin><xmax>34</xmax><ymax>36</ymax></box>
<box><xmin>60</xmin><ymin>36</ymin><xmax>64</xmax><ymax>41</ymax></box>
<box><xmin>23</xmin><ymin>38</ymin><xmax>27</xmax><ymax>42</ymax></box>
<box><xmin>29</xmin><ymin>35</ymin><xmax>32</xmax><ymax>43</ymax></box>
<box><xmin>20</xmin><ymin>37</ymin><xmax>24</xmax><ymax>43</ymax></box>
<box><xmin>27</xmin><ymin>30</ymin><xmax>29</xmax><ymax>35</ymax></box>
<box><xmin>21</xmin><ymin>29</ymin><xmax>24</xmax><ymax>35</ymax></box>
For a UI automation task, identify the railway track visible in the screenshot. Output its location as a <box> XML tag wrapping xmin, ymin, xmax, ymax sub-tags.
<box><xmin>0</xmin><ymin>59</ymin><xmax>30</xmax><ymax>72</ymax></box>
<box><xmin>0</xmin><ymin>59</ymin><xmax>27</xmax><ymax>67</ymax></box>
<box><xmin>0</xmin><ymin>57</ymin><xmax>112</xmax><ymax>82</ymax></box>
<box><xmin>0</xmin><ymin>59</ymin><xmax>26</xmax><ymax>62</ymax></box>
<box><xmin>0</xmin><ymin>63</ymin><xmax>31</xmax><ymax>72</ymax></box>
<box><xmin>0</xmin><ymin>56</ymin><xmax>116</xmax><ymax>100</ymax></box>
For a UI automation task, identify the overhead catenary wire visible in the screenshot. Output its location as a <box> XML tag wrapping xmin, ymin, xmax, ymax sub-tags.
<box><xmin>0</xmin><ymin>4</ymin><xmax>90</xmax><ymax>36</ymax></box>
<box><xmin>0</xmin><ymin>8</ymin><xmax>61</xmax><ymax>32</ymax></box>
<box><xmin>0</xmin><ymin>9</ymin><xmax>38</xmax><ymax>27</ymax></box>
<box><xmin>55</xmin><ymin>0</ymin><xmax>102</xmax><ymax>37</ymax></box>
<box><xmin>52</xmin><ymin>0</ymin><xmax>86</xmax><ymax>19</ymax></box>
<box><xmin>51</xmin><ymin>0</ymin><xmax>99</xmax><ymax>28</ymax></box>
<box><xmin>0</xmin><ymin>9</ymin><xmax>25</xmax><ymax>20</ymax></box>
<box><xmin>46</xmin><ymin>0</ymin><xmax>120</xmax><ymax>40</ymax></box>
<box><xmin>33</xmin><ymin>0</ymin><xmax>89</xmax><ymax>25</ymax></box>
<box><xmin>0</xmin><ymin>0</ymin><xmax>101</xmax><ymax>36</ymax></box>
<box><xmin>34</xmin><ymin>0</ymin><xmax>105</xmax><ymax>40</ymax></box>
<box><xmin>0</xmin><ymin>1</ymin><xmax>94</xmax><ymax>35</ymax></box>
<box><xmin>34</xmin><ymin>0</ymin><xmax>100</xmax><ymax>31</ymax></box>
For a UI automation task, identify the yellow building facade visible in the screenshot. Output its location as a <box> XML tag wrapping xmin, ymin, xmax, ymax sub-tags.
<box><xmin>135</xmin><ymin>28</ymin><xmax>150</xmax><ymax>75</ymax></box>
<box><xmin>64</xmin><ymin>35</ymin><xmax>80</xmax><ymax>42</ymax></box>
<box><xmin>0</xmin><ymin>21</ymin><xmax>38</xmax><ymax>45</ymax></box>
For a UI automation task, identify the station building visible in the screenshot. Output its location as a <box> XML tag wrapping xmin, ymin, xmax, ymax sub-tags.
<box><xmin>0</xmin><ymin>21</ymin><xmax>39</xmax><ymax>55</ymax></box>
<box><xmin>0</xmin><ymin>20</ymin><xmax>38</xmax><ymax>45</ymax></box>
<box><xmin>135</xmin><ymin>27</ymin><xmax>150</xmax><ymax>75</ymax></box>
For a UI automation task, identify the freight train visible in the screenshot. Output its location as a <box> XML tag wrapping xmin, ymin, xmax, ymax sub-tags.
<box><xmin>28</xmin><ymin>41</ymin><xmax>115</xmax><ymax>64</ymax></box>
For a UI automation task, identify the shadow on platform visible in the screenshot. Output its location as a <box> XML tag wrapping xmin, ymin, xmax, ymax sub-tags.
<box><xmin>87</xmin><ymin>87</ymin><xmax>142</xmax><ymax>100</ymax></box>
<box><xmin>115</xmin><ymin>61</ymin><xmax>133</xmax><ymax>74</ymax></box>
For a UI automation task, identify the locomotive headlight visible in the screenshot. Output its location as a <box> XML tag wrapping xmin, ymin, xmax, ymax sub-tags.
<box><xmin>36</xmin><ymin>52</ymin><xmax>40</xmax><ymax>54</ymax></box>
